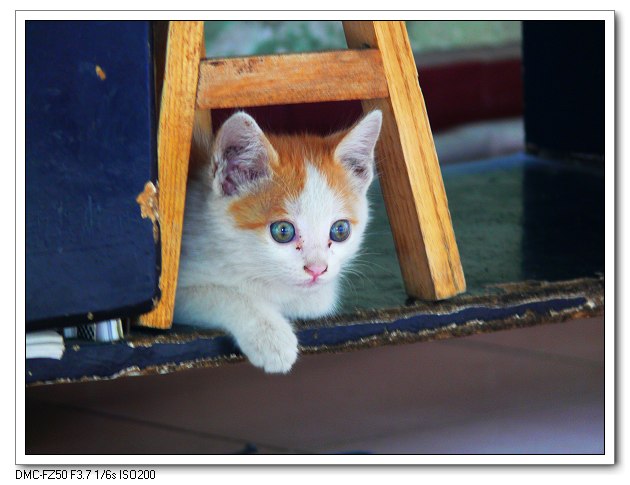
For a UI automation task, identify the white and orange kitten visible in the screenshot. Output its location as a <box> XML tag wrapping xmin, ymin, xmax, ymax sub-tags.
<box><xmin>174</xmin><ymin>110</ymin><xmax>382</xmax><ymax>373</ymax></box>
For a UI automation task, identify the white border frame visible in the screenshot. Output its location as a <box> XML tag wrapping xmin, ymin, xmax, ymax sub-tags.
<box><xmin>15</xmin><ymin>10</ymin><xmax>615</xmax><ymax>467</ymax></box>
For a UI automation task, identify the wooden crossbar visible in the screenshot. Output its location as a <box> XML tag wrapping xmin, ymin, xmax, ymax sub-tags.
<box><xmin>196</xmin><ymin>49</ymin><xmax>389</xmax><ymax>109</ymax></box>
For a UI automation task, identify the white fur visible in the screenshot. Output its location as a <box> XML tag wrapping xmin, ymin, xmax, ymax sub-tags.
<box><xmin>174</xmin><ymin>111</ymin><xmax>381</xmax><ymax>373</ymax></box>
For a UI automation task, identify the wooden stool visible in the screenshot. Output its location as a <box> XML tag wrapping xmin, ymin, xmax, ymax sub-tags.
<box><xmin>140</xmin><ymin>20</ymin><xmax>466</xmax><ymax>329</ymax></box>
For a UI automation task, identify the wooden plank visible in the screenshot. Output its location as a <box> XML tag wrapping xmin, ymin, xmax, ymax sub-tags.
<box><xmin>139</xmin><ymin>21</ymin><xmax>204</xmax><ymax>329</ymax></box>
<box><xmin>196</xmin><ymin>49</ymin><xmax>388</xmax><ymax>109</ymax></box>
<box><xmin>343</xmin><ymin>21</ymin><xmax>466</xmax><ymax>300</ymax></box>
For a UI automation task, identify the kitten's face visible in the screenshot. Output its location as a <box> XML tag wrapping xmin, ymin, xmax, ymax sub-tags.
<box><xmin>210</xmin><ymin>111</ymin><xmax>382</xmax><ymax>291</ymax></box>
<box><xmin>259</xmin><ymin>163</ymin><xmax>367</xmax><ymax>289</ymax></box>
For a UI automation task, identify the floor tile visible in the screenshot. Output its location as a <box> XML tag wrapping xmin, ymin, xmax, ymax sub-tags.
<box><xmin>325</xmin><ymin>398</ymin><xmax>604</xmax><ymax>454</ymax></box>
<box><xmin>452</xmin><ymin>317</ymin><xmax>605</xmax><ymax>363</ymax></box>
<box><xmin>25</xmin><ymin>398</ymin><xmax>272</xmax><ymax>455</ymax></box>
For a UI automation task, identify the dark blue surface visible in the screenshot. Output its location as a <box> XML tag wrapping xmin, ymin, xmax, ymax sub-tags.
<box><xmin>26</xmin><ymin>295</ymin><xmax>587</xmax><ymax>384</ymax></box>
<box><xmin>25</xmin><ymin>21</ymin><xmax>159</xmax><ymax>328</ymax></box>
<box><xmin>523</xmin><ymin>21</ymin><xmax>605</xmax><ymax>156</ymax></box>
<box><xmin>521</xmin><ymin>156</ymin><xmax>605</xmax><ymax>281</ymax></box>
<box><xmin>298</xmin><ymin>297</ymin><xmax>587</xmax><ymax>348</ymax></box>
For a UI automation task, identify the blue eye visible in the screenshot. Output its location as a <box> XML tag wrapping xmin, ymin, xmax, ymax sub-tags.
<box><xmin>330</xmin><ymin>219</ymin><xmax>351</xmax><ymax>242</ymax></box>
<box><xmin>270</xmin><ymin>221</ymin><xmax>295</xmax><ymax>243</ymax></box>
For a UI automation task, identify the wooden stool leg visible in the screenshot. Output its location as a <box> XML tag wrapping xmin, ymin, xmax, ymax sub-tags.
<box><xmin>343</xmin><ymin>21</ymin><xmax>466</xmax><ymax>300</ymax></box>
<box><xmin>139</xmin><ymin>21</ymin><xmax>204</xmax><ymax>328</ymax></box>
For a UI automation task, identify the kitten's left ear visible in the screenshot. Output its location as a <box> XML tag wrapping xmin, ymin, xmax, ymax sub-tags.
<box><xmin>334</xmin><ymin>110</ymin><xmax>382</xmax><ymax>191</ymax></box>
<box><xmin>212</xmin><ymin>111</ymin><xmax>277</xmax><ymax>197</ymax></box>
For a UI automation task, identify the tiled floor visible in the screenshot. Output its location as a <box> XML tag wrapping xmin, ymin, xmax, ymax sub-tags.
<box><xmin>25</xmin><ymin>316</ymin><xmax>605</xmax><ymax>455</ymax></box>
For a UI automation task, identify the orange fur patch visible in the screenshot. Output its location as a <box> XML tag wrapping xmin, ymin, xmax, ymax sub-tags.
<box><xmin>229</xmin><ymin>131</ymin><xmax>359</xmax><ymax>231</ymax></box>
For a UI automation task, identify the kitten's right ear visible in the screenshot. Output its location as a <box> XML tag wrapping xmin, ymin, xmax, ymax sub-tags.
<box><xmin>212</xmin><ymin>112</ymin><xmax>277</xmax><ymax>196</ymax></box>
<box><xmin>334</xmin><ymin>110</ymin><xmax>382</xmax><ymax>191</ymax></box>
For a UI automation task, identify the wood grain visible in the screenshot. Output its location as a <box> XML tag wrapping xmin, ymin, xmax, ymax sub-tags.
<box><xmin>196</xmin><ymin>49</ymin><xmax>388</xmax><ymax>109</ymax></box>
<box><xmin>343</xmin><ymin>21</ymin><xmax>466</xmax><ymax>300</ymax></box>
<box><xmin>139</xmin><ymin>21</ymin><xmax>204</xmax><ymax>329</ymax></box>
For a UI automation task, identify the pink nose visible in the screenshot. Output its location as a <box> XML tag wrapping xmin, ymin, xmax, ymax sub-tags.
<box><xmin>304</xmin><ymin>264</ymin><xmax>328</xmax><ymax>279</ymax></box>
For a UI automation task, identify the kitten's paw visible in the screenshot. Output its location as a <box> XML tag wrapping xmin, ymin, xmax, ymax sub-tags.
<box><xmin>238</xmin><ymin>319</ymin><xmax>298</xmax><ymax>374</ymax></box>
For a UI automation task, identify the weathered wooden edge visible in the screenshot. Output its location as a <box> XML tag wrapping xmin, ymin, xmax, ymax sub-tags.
<box><xmin>138</xmin><ymin>21</ymin><xmax>204</xmax><ymax>329</ymax></box>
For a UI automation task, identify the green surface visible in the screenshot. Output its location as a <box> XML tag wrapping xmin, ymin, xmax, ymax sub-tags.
<box><xmin>203</xmin><ymin>21</ymin><xmax>521</xmax><ymax>58</ymax></box>
<box><xmin>341</xmin><ymin>161</ymin><xmax>523</xmax><ymax>311</ymax></box>
<box><xmin>339</xmin><ymin>154</ymin><xmax>604</xmax><ymax>312</ymax></box>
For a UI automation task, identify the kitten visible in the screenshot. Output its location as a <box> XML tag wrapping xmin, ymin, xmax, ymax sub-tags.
<box><xmin>174</xmin><ymin>110</ymin><xmax>382</xmax><ymax>373</ymax></box>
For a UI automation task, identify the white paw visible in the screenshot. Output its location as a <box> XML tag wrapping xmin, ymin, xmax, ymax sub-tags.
<box><xmin>237</xmin><ymin>318</ymin><xmax>299</xmax><ymax>374</ymax></box>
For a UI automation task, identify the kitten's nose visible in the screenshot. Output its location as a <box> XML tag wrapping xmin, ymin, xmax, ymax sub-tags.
<box><xmin>304</xmin><ymin>264</ymin><xmax>328</xmax><ymax>279</ymax></box>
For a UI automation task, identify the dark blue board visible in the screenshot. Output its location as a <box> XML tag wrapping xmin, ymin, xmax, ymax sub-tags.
<box><xmin>26</xmin><ymin>21</ymin><xmax>160</xmax><ymax>329</ymax></box>
<box><xmin>522</xmin><ymin>21</ymin><xmax>605</xmax><ymax>157</ymax></box>
<box><xmin>25</xmin><ymin>294</ymin><xmax>591</xmax><ymax>385</ymax></box>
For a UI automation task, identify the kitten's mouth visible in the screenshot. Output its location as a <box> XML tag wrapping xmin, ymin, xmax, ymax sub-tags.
<box><xmin>298</xmin><ymin>277</ymin><xmax>326</xmax><ymax>288</ymax></box>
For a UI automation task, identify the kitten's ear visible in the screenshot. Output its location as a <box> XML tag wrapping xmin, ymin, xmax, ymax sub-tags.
<box><xmin>334</xmin><ymin>110</ymin><xmax>382</xmax><ymax>191</ymax></box>
<box><xmin>212</xmin><ymin>112</ymin><xmax>276</xmax><ymax>196</ymax></box>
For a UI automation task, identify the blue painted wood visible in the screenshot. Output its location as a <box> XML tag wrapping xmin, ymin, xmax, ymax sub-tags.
<box><xmin>25</xmin><ymin>21</ymin><xmax>160</xmax><ymax>328</ymax></box>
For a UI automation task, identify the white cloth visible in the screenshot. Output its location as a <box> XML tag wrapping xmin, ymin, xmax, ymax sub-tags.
<box><xmin>26</xmin><ymin>330</ymin><xmax>64</xmax><ymax>360</ymax></box>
